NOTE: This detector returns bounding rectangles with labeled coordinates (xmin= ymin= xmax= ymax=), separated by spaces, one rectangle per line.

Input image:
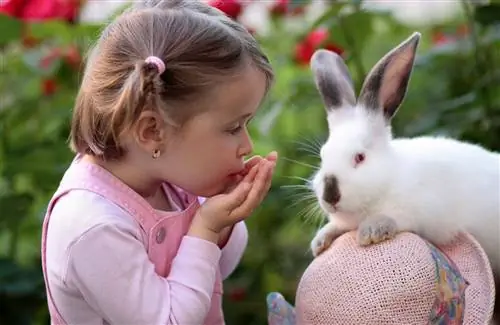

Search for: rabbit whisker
xmin=282 ymin=157 xmax=319 ymax=170
xmin=280 ymin=184 xmax=311 ymax=189
xmin=290 ymin=139 xmax=321 ymax=157
xmin=297 ymin=199 xmax=324 ymax=225
xmin=288 ymin=194 xmax=317 ymax=210
xmin=284 ymin=190 xmax=312 ymax=200
xmin=297 ymin=133 xmax=325 ymax=150
xmin=281 ymin=175 xmax=313 ymax=184
xmin=287 ymin=192 xmax=313 ymax=202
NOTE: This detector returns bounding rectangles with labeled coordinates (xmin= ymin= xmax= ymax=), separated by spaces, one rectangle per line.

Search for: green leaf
xmin=0 ymin=14 xmax=23 ymax=46
xmin=22 ymin=48 xmax=62 ymax=76
xmin=474 ymin=4 xmax=500 ymax=26
xmin=343 ymin=10 xmax=374 ymax=39
xmin=0 ymin=193 xmax=33 ymax=226
xmin=309 ymin=2 xmax=347 ymax=30
xmin=0 ymin=258 xmax=43 ymax=295
xmin=289 ymin=0 xmax=310 ymax=10
xmin=28 ymin=21 xmax=74 ymax=43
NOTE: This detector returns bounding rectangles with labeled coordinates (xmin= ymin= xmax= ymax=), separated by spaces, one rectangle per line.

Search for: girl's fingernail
xmin=267 ymin=151 xmax=278 ymax=161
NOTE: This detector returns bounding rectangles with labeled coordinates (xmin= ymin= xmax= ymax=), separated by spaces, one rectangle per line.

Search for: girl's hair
xmin=70 ymin=0 xmax=274 ymax=160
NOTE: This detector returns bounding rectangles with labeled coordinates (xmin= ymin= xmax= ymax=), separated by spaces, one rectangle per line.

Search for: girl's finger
xmin=223 ymin=161 xmax=261 ymax=206
xmin=221 ymin=180 xmax=252 ymax=211
xmin=257 ymin=162 xmax=275 ymax=203
xmin=224 ymin=174 xmax=243 ymax=194
xmin=266 ymin=151 xmax=278 ymax=162
xmin=241 ymin=156 xmax=263 ymax=176
xmin=243 ymin=160 xmax=261 ymax=182
xmin=224 ymin=162 xmax=260 ymax=195
xmin=230 ymin=161 xmax=269 ymax=218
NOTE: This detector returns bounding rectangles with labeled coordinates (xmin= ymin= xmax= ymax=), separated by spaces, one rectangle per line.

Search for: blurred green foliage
xmin=1 ymin=1 xmax=499 ymax=324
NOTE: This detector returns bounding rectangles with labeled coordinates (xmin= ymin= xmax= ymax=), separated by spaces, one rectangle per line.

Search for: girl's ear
xmin=310 ymin=49 xmax=356 ymax=113
xmin=358 ymin=32 xmax=420 ymax=122
xmin=134 ymin=110 xmax=167 ymax=148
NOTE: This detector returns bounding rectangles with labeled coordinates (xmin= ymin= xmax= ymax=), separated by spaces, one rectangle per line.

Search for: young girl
xmin=40 ymin=1 xmax=277 ymax=324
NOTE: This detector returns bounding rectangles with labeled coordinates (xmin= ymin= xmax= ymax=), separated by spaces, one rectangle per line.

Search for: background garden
xmin=1 ymin=0 xmax=499 ymax=324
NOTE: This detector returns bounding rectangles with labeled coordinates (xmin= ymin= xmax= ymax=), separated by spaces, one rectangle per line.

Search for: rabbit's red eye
xmin=354 ymin=153 xmax=365 ymax=166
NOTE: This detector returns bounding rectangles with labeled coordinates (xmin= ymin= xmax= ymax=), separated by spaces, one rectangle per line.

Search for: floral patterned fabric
xmin=427 ymin=241 xmax=469 ymax=325
xmin=266 ymin=292 xmax=296 ymax=325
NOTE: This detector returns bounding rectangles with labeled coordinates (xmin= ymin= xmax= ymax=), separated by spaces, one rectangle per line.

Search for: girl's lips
xmin=229 ymin=168 xmax=246 ymax=177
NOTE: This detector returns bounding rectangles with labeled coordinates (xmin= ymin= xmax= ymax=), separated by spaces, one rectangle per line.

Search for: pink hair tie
xmin=145 ymin=56 xmax=165 ymax=74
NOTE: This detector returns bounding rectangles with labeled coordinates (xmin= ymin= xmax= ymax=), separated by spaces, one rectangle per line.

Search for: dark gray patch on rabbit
xmin=359 ymin=33 xmax=420 ymax=121
xmin=310 ymin=50 xmax=356 ymax=112
xmin=323 ymin=175 xmax=341 ymax=206
xmin=358 ymin=60 xmax=387 ymax=114
xmin=317 ymin=71 xmax=343 ymax=108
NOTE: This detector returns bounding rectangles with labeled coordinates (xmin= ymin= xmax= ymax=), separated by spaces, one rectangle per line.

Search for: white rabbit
xmin=307 ymin=32 xmax=500 ymax=286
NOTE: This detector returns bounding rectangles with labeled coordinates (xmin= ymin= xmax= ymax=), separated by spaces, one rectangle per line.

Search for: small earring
xmin=152 ymin=149 xmax=161 ymax=159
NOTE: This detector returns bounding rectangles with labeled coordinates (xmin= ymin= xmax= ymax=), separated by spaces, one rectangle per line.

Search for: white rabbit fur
xmin=307 ymin=32 xmax=500 ymax=285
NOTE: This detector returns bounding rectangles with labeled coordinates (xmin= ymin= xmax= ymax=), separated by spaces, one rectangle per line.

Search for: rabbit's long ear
xmin=358 ymin=32 xmax=420 ymax=121
xmin=310 ymin=49 xmax=356 ymax=112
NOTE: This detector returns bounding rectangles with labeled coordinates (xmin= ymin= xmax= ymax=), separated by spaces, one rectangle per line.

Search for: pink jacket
xmin=41 ymin=156 xmax=248 ymax=324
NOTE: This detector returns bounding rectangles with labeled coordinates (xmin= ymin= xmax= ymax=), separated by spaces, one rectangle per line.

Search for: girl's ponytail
xmin=71 ymin=57 xmax=166 ymax=160
xmin=109 ymin=58 xmax=165 ymax=152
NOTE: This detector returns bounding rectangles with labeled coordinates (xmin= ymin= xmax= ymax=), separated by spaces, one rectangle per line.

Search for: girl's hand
xmin=217 ymin=151 xmax=278 ymax=247
xmin=188 ymin=152 xmax=277 ymax=243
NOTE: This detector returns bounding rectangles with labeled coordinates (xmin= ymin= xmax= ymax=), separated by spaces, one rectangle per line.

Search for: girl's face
xmin=156 ymin=64 xmax=268 ymax=197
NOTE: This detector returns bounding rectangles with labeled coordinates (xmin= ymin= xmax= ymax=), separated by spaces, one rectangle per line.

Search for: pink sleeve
xmin=219 ymin=221 xmax=248 ymax=280
xmin=66 ymin=222 xmax=221 ymax=325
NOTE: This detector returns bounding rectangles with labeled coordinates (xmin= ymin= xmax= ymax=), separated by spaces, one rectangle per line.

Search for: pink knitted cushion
xmin=295 ymin=231 xmax=495 ymax=325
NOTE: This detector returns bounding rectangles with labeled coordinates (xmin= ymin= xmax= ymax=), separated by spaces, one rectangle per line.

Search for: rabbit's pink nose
xmin=323 ymin=175 xmax=341 ymax=206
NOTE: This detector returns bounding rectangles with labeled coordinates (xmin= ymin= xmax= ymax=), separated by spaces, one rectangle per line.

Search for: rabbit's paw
xmin=311 ymin=222 xmax=343 ymax=257
xmin=357 ymin=216 xmax=398 ymax=246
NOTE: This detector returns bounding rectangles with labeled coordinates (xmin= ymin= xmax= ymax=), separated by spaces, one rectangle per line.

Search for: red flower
xmin=271 ymin=0 xmax=304 ymax=17
xmin=63 ymin=45 xmax=81 ymax=70
xmin=41 ymin=78 xmax=57 ymax=96
xmin=294 ymin=28 xmax=344 ymax=65
xmin=0 ymin=0 xmax=80 ymax=22
xmin=19 ymin=24 xmax=41 ymax=48
xmin=306 ymin=28 xmax=329 ymax=48
xmin=431 ymin=31 xmax=453 ymax=45
xmin=431 ymin=25 xmax=470 ymax=47
xmin=324 ymin=43 xmax=344 ymax=56
xmin=294 ymin=42 xmax=315 ymax=66
xmin=456 ymin=24 xmax=469 ymax=38
xmin=21 ymin=34 xmax=39 ymax=48
xmin=208 ymin=0 xmax=242 ymax=20
xmin=40 ymin=47 xmax=62 ymax=69
xmin=38 ymin=45 xmax=81 ymax=71
xmin=228 ymin=286 xmax=247 ymax=302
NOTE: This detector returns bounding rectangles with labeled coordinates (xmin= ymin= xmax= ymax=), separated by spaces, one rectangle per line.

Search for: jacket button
xmin=156 ymin=227 xmax=166 ymax=244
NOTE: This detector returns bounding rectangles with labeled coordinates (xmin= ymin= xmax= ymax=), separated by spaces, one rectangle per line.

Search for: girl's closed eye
xmin=226 ymin=117 xmax=253 ymax=135
xmin=227 ymin=123 xmax=242 ymax=135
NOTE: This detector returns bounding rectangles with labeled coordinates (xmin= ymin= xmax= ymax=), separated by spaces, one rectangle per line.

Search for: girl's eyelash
xmin=228 ymin=125 xmax=242 ymax=134
xmin=227 ymin=116 xmax=253 ymax=135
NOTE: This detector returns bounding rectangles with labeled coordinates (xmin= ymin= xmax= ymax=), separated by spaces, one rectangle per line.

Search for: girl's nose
xmin=238 ymin=130 xmax=253 ymax=157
